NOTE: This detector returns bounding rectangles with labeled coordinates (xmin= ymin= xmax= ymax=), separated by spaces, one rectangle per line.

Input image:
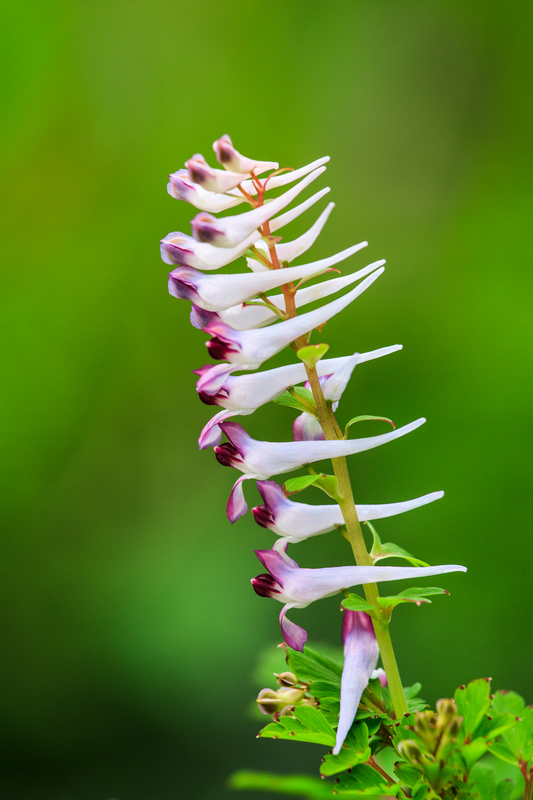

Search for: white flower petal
xmin=191 ymin=167 xmax=327 ymax=248
xmin=167 ymin=169 xmax=246 ymax=212
xmin=213 ymin=134 xmax=278 ymax=174
xmin=227 ymin=156 xmax=330 ymax=197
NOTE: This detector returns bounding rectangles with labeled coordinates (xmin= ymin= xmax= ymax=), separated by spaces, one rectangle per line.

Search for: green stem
xmin=257 ymin=209 xmax=408 ymax=718
xmin=304 ymin=366 xmax=409 ymax=719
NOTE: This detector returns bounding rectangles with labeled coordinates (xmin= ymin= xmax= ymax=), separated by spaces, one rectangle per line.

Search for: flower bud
xmin=213 ymin=135 xmax=278 ymax=175
xmin=397 ymin=739 xmax=423 ymax=763
xmin=436 ymin=698 xmax=457 ymax=726
xmin=275 ymin=671 xmax=298 ymax=687
xmin=256 ymin=686 xmax=305 ymax=715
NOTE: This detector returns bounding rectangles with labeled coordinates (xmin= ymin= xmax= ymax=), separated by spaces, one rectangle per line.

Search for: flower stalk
xmin=162 ymin=136 xmax=465 ymax=755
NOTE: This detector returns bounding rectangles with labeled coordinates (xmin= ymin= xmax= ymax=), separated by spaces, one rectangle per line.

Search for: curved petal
xmin=219 ymin=417 xmax=425 ymax=479
xmin=280 ymin=605 xmax=308 ymax=651
xmin=191 ymin=167 xmax=327 ymax=247
xmin=160 ymin=230 xmax=260 ymax=270
xmin=196 ymin=267 xmax=385 ymax=369
xmin=167 ymin=169 xmax=245 ymax=212
xmin=213 ymin=134 xmax=278 ymax=174
xmin=334 ymin=611 xmax=379 ymax=754
xmin=227 ymin=156 xmax=330 ymax=197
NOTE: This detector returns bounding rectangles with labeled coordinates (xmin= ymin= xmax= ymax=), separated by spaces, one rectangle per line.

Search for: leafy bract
xmin=454 ymin=678 xmax=491 ymax=740
xmin=274 ymin=386 xmax=317 ymax=415
xmin=258 ymin=706 xmax=336 ymax=747
xmin=321 ymin=723 xmax=370 ymax=776
xmin=229 ymin=770 xmax=334 ymax=799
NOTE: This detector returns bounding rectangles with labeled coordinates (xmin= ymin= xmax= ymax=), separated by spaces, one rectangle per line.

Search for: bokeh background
xmin=1 ymin=0 xmax=532 ymax=797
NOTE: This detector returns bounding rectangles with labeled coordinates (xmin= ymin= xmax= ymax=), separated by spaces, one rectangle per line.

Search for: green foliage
xmin=239 ymin=645 xmax=531 ymax=800
xmin=344 ymin=414 xmax=395 ymax=439
xmin=367 ymin=522 xmax=430 ymax=568
xmin=274 ymin=386 xmax=317 ymax=415
xmin=296 ymin=344 xmax=330 ymax=368
xmin=283 ymin=471 xmax=340 ymax=501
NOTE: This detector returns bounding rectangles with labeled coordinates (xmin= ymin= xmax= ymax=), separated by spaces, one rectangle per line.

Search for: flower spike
xmin=251 ymin=548 xmax=466 ymax=650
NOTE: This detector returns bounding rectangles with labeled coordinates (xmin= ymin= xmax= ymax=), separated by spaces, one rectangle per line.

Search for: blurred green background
xmin=1 ymin=0 xmax=532 ymax=797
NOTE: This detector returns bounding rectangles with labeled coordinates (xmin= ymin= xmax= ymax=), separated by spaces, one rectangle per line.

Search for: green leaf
xmin=500 ymin=706 xmax=533 ymax=763
xmin=404 ymin=683 xmax=423 ymax=700
xmin=492 ymin=690 xmax=526 ymax=717
xmin=258 ymin=706 xmax=336 ymax=747
xmin=344 ymin=415 xmax=395 ymax=438
xmin=475 ymin=713 xmax=516 ymax=740
xmin=312 ymin=473 xmax=340 ymax=500
xmin=284 ymin=474 xmax=324 ymax=494
xmin=377 ymin=587 xmax=449 ymax=619
xmin=321 ymin=723 xmax=371 ymax=776
xmin=466 ymin=762 xmax=496 ymax=800
xmin=274 ymin=386 xmax=317 ymax=414
xmin=283 ymin=472 xmax=340 ymax=500
xmin=394 ymin=762 xmax=421 ymax=787
xmin=488 ymin=742 xmax=519 ymax=767
xmin=294 ymin=706 xmax=337 ymax=738
xmin=337 ymin=763 xmax=400 ymax=795
xmin=287 ymin=646 xmax=342 ymax=685
xmin=229 ymin=770 xmax=334 ymax=799
xmin=372 ymin=540 xmax=430 ymax=568
xmin=308 ymin=680 xmax=342 ymax=700
xmin=460 ymin=737 xmax=488 ymax=770
xmin=341 ymin=594 xmax=375 ymax=614
xmin=297 ymin=343 xmax=329 ymax=368
xmin=454 ymin=678 xmax=491 ymax=740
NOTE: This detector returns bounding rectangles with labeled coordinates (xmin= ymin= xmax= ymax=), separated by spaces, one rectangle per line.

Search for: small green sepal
xmin=296 ymin=343 xmax=329 ymax=368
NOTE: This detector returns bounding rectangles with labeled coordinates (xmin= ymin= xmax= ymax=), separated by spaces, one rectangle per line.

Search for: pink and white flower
xmin=190 ymin=168 xmax=326 ymax=247
xmin=215 ymin=417 xmax=425 ymax=521
xmin=252 ymin=480 xmax=444 ymax=549
xmin=251 ymin=548 xmax=466 ymax=651
xmin=191 ymin=268 xmax=385 ymax=369
xmin=334 ymin=611 xmax=379 ymax=754
xmin=212 ymin=134 xmax=279 ymax=175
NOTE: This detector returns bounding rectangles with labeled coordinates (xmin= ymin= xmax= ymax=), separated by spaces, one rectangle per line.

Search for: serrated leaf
xmin=287 ymin=646 xmax=342 ymax=685
xmin=337 ymin=763 xmax=399 ymax=795
xmin=466 ymin=762 xmax=496 ymax=800
xmin=460 ymin=737 xmax=488 ymax=770
xmin=495 ymin=778 xmax=515 ymax=800
xmin=476 ymin=712 xmax=516 ymax=740
xmin=321 ymin=723 xmax=370 ymax=776
xmin=344 ymin=415 xmax=395 ymax=439
xmin=500 ymin=706 xmax=533 ymax=762
xmin=294 ymin=706 xmax=337 ymax=739
xmin=274 ymin=386 xmax=317 ymax=414
xmin=284 ymin=474 xmax=324 ymax=494
xmin=308 ymin=680 xmax=341 ymax=700
xmin=488 ymin=742 xmax=519 ymax=767
xmin=394 ymin=762 xmax=421 ymax=787
xmin=341 ymin=594 xmax=375 ymax=614
xmin=229 ymin=770 xmax=334 ymax=799
xmin=492 ymin=690 xmax=526 ymax=717
xmin=455 ymin=678 xmax=491 ymax=740
xmin=297 ymin=343 xmax=329 ymax=368
xmin=258 ymin=713 xmax=335 ymax=747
